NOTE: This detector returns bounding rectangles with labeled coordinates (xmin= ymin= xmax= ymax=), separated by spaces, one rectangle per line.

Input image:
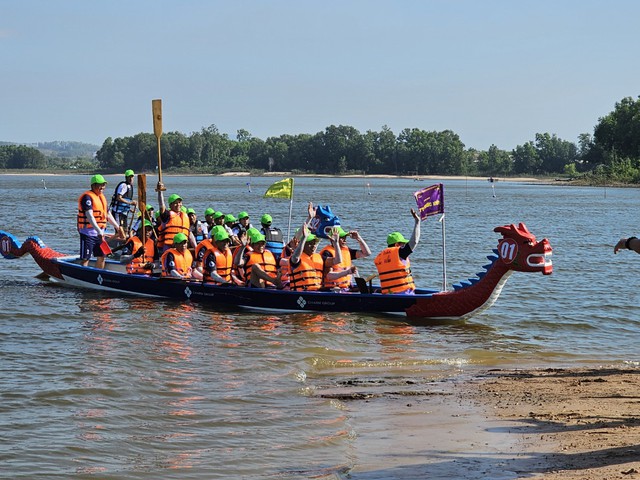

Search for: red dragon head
xmin=493 ymin=223 xmax=552 ymax=275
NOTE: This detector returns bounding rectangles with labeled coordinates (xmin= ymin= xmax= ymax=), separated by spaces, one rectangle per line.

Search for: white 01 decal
xmin=499 ymin=238 xmax=518 ymax=263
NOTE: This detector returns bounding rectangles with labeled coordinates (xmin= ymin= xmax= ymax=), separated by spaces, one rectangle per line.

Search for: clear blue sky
xmin=2 ymin=0 xmax=638 ymax=151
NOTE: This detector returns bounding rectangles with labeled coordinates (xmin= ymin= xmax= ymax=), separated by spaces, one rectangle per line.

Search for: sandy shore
xmin=318 ymin=366 xmax=640 ymax=479
xmin=1 ymin=171 xmax=556 ymax=183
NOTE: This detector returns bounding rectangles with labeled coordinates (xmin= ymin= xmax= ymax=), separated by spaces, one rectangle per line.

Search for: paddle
xmin=152 ymin=99 xmax=166 ymax=192
xmin=138 ymin=174 xmax=147 ymax=241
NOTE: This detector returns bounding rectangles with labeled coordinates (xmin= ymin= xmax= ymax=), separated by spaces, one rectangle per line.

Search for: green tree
xmin=512 ymin=141 xmax=541 ymax=174
xmin=592 ymin=96 xmax=640 ymax=163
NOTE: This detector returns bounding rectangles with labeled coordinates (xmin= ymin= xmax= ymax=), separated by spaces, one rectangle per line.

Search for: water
xmin=1 ymin=174 xmax=639 ymax=478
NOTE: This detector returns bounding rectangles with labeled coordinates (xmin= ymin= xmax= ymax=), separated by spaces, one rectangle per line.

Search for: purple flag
xmin=413 ymin=183 xmax=444 ymax=220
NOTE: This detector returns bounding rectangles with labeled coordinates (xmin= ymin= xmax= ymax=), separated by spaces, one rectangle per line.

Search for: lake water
xmin=1 ymin=174 xmax=639 ymax=478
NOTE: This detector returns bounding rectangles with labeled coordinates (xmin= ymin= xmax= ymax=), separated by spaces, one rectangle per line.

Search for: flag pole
xmin=286 ymin=178 xmax=294 ymax=239
xmin=440 ymin=213 xmax=447 ymax=291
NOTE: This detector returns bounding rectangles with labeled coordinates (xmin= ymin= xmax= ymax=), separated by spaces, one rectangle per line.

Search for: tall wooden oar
xmin=138 ymin=174 xmax=147 ymax=240
xmin=152 ymin=99 xmax=166 ymax=192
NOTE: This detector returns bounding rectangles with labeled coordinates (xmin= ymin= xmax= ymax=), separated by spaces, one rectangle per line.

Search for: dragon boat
xmin=0 ymin=223 xmax=552 ymax=322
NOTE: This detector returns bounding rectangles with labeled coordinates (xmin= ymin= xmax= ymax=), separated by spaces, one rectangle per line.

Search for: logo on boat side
xmin=297 ymin=296 xmax=306 ymax=308
xmin=97 ymin=274 xmax=103 ymax=285
xmin=184 ymin=286 xmax=192 ymax=299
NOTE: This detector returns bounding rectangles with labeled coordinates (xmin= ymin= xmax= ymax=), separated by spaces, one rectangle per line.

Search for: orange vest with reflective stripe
xmin=374 ymin=246 xmax=415 ymax=294
xmin=320 ymin=244 xmax=352 ymax=289
xmin=244 ymin=250 xmax=277 ymax=284
xmin=160 ymin=248 xmax=193 ymax=277
xmin=77 ymin=190 xmax=108 ymax=231
xmin=158 ymin=211 xmax=190 ymax=249
xmin=203 ymin=246 xmax=233 ymax=284
xmin=290 ymin=252 xmax=323 ymax=291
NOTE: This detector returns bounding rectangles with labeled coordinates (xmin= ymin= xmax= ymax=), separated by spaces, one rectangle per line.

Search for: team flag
xmin=413 ymin=183 xmax=444 ymax=220
xmin=264 ymin=178 xmax=294 ymax=200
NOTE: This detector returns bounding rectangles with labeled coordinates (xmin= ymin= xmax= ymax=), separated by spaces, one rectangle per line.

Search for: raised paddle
xmin=152 ymin=99 xmax=166 ymax=192
xmin=138 ymin=174 xmax=147 ymax=240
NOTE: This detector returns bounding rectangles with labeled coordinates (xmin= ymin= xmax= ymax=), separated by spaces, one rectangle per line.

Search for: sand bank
xmin=322 ymin=366 xmax=640 ymax=479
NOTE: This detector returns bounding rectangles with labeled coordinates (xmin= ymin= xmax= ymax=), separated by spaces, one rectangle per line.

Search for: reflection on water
xmin=1 ymin=176 xmax=640 ymax=477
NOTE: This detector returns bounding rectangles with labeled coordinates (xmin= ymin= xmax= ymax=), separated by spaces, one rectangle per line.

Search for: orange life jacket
xmin=157 ymin=210 xmax=190 ymax=249
xmin=195 ymin=238 xmax=214 ymax=265
xmin=374 ymin=246 xmax=415 ymax=294
xmin=320 ymin=244 xmax=353 ymax=289
xmin=77 ymin=190 xmax=108 ymax=231
xmin=290 ymin=252 xmax=323 ymax=291
xmin=127 ymin=236 xmax=156 ymax=275
xmin=160 ymin=248 xmax=193 ymax=278
xmin=203 ymin=246 xmax=233 ymax=284
xmin=244 ymin=250 xmax=277 ymax=285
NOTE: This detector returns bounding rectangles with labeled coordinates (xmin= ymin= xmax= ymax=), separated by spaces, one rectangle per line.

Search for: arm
xmin=407 ymin=208 xmax=421 ymax=251
xmin=614 ymin=236 xmax=640 ymax=254
xmin=351 ymin=231 xmax=371 ymax=259
xmin=203 ymin=252 xmax=229 ymax=284
xmin=290 ymin=223 xmax=310 ymax=265
xmin=158 ymin=187 xmax=166 ymax=214
xmin=164 ymin=253 xmax=184 ymax=279
xmin=116 ymin=184 xmax=137 ymax=207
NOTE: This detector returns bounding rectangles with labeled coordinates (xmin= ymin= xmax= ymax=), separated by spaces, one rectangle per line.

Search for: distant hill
xmin=0 ymin=141 xmax=99 ymax=158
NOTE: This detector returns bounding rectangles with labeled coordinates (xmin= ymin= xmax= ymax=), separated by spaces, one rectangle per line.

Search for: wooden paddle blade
xmin=137 ymin=174 xmax=147 ymax=206
xmin=152 ymin=99 xmax=162 ymax=138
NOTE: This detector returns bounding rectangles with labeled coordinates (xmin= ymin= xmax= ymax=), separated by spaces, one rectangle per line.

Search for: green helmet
xmin=186 ymin=208 xmax=196 ymax=215
xmin=213 ymin=211 xmax=224 ymax=219
xmin=214 ymin=231 xmax=230 ymax=242
xmin=173 ymin=233 xmax=188 ymax=244
xmin=261 ymin=214 xmax=272 ymax=225
xmin=168 ymin=193 xmax=182 ymax=205
xmin=334 ymin=226 xmax=348 ymax=238
xmin=210 ymin=225 xmax=225 ymax=236
xmin=250 ymin=232 xmax=266 ymax=244
xmin=143 ymin=220 xmax=153 ymax=228
xmin=237 ymin=211 xmax=249 ymax=220
xmin=90 ymin=174 xmax=107 ymax=185
xmin=386 ymin=232 xmax=408 ymax=246
xmin=204 ymin=207 xmax=215 ymax=217
xmin=224 ymin=214 xmax=236 ymax=223
xmin=306 ymin=233 xmax=318 ymax=243
xmin=124 ymin=169 xmax=134 ymax=177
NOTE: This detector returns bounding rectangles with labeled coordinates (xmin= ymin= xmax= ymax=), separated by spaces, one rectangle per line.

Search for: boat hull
xmin=54 ymin=257 xmax=443 ymax=318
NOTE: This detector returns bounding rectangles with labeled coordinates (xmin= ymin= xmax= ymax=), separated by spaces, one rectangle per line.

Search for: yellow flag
xmin=264 ymin=178 xmax=294 ymax=200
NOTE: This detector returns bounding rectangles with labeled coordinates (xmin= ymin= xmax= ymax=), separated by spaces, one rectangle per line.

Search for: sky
xmin=1 ymin=0 xmax=639 ymax=151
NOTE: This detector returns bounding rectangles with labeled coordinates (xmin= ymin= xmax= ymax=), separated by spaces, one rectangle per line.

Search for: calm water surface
xmin=1 ymin=174 xmax=639 ymax=478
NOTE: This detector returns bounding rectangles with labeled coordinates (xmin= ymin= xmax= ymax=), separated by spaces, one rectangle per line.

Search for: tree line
xmin=3 ymin=96 xmax=640 ymax=182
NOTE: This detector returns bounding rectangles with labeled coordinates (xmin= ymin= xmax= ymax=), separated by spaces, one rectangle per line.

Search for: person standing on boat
xmin=374 ymin=209 xmax=420 ymax=294
xmin=614 ymin=236 xmax=640 ymax=254
xmin=109 ymin=169 xmax=137 ymax=231
xmin=78 ymin=174 xmax=125 ymax=269
xmin=160 ymin=232 xmax=200 ymax=279
xmin=320 ymin=226 xmax=371 ymax=290
xmin=157 ymin=192 xmax=196 ymax=252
